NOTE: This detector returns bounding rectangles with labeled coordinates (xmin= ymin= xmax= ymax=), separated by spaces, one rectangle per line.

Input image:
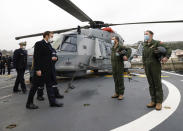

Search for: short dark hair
xmin=114 ymin=36 xmax=119 ymax=42
xmin=43 ymin=31 xmax=53 ymax=38
xmin=146 ymin=30 xmax=154 ymax=35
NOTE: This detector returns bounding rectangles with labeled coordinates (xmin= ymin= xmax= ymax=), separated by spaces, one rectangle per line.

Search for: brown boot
xmin=111 ymin=94 xmax=119 ymax=98
xmin=156 ymin=103 xmax=162 ymax=111
xmin=118 ymin=95 xmax=124 ymax=100
xmin=146 ymin=102 xmax=156 ymax=108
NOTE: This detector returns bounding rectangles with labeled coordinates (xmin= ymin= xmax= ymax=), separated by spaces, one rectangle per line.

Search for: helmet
xmin=154 ymin=46 xmax=166 ymax=61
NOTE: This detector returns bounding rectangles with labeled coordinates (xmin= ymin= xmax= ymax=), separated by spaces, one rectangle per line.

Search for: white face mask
xmin=22 ymin=46 xmax=26 ymax=49
xmin=48 ymin=38 xmax=53 ymax=43
xmin=111 ymin=40 xmax=115 ymax=46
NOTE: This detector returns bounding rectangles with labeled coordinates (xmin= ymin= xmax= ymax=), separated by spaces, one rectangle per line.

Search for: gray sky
xmin=1 ymin=0 xmax=183 ymax=50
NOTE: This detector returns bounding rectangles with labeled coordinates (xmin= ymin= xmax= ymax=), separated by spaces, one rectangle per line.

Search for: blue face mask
xmin=111 ymin=40 xmax=115 ymax=46
xmin=144 ymin=35 xmax=150 ymax=41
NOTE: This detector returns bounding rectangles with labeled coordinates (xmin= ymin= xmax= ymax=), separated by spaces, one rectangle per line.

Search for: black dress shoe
xmin=13 ymin=90 xmax=21 ymax=93
xmin=37 ymin=96 xmax=45 ymax=101
xmin=55 ymin=94 xmax=64 ymax=99
xmin=50 ymin=102 xmax=64 ymax=107
xmin=22 ymin=90 xmax=27 ymax=94
xmin=26 ymin=104 xmax=39 ymax=109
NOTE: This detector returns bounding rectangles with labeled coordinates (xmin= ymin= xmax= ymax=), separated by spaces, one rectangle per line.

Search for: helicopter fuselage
xmin=27 ymin=28 xmax=133 ymax=77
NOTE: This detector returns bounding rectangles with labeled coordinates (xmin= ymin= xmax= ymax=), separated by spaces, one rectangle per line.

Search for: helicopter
xmin=15 ymin=0 xmax=183 ymax=79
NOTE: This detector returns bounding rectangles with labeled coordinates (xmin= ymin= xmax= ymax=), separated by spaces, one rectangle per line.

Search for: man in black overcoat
xmin=26 ymin=31 xmax=63 ymax=109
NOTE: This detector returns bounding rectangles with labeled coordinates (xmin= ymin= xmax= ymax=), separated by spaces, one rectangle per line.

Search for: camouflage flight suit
xmin=111 ymin=44 xmax=131 ymax=95
xmin=142 ymin=39 xmax=172 ymax=103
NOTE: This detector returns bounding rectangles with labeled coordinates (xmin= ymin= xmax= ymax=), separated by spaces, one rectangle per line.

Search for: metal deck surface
xmin=0 ymin=69 xmax=182 ymax=131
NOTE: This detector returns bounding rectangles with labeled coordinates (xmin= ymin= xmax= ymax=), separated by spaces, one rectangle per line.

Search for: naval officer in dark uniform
xmin=0 ymin=52 xmax=2 ymax=75
xmin=5 ymin=55 xmax=12 ymax=75
xmin=13 ymin=42 xmax=27 ymax=93
xmin=26 ymin=31 xmax=63 ymax=109
xmin=1 ymin=56 xmax=6 ymax=75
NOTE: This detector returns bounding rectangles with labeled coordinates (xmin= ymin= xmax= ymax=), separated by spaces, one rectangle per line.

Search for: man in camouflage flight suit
xmin=111 ymin=36 xmax=131 ymax=100
xmin=143 ymin=30 xmax=172 ymax=110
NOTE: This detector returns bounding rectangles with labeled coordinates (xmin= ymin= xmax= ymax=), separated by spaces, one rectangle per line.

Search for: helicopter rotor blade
xmin=105 ymin=20 xmax=183 ymax=26
xmin=49 ymin=0 xmax=93 ymax=23
xmin=15 ymin=25 xmax=89 ymax=40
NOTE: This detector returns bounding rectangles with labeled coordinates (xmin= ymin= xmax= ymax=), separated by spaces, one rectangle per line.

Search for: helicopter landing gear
xmin=65 ymin=71 xmax=77 ymax=93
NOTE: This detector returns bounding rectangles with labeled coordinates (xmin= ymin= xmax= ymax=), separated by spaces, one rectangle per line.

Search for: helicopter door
xmin=102 ymin=43 xmax=111 ymax=68
xmin=93 ymin=38 xmax=111 ymax=69
xmin=94 ymin=38 xmax=103 ymax=59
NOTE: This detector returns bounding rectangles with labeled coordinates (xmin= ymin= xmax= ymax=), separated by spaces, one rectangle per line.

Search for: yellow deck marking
xmin=161 ymin=76 xmax=170 ymax=78
xmin=105 ymin=75 xmax=113 ymax=77
xmin=104 ymin=75 xmax=169 ymax=78
xmin=105 ymin=75 xmax=132 ymax=78
xmin=138 ymin=75 xmax=146 ymax=78
xmin=0 ymin=75 xmax=12 ymax=78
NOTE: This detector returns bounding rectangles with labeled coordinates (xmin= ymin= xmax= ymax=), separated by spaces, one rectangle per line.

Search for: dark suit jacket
xmin=13 ymin=48 xmax=27 ymax=69
xmin=33 ymin=39 xmax=53 ymax=85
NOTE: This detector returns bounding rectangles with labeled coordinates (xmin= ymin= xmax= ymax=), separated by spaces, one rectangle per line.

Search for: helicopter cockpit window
xmin=61 ymin=36 xmax=77 ymax=52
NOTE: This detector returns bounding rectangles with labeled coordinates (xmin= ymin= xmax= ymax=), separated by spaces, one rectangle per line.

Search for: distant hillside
xmin=131 ymin=41 xmax=183 ymax=50
xmin=164 ymin=41 xmax=183 ymax=50
xmin=0 ymin=49 xmax=13 ymax=56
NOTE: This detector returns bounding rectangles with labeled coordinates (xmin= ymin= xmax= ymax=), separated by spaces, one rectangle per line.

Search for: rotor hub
xmin=90 ymin=21 xmax=106 ymax=28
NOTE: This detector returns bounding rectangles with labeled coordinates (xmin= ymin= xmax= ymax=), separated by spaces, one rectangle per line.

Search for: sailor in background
xmin=1 ymin=56 xmax=6 ymax=75
xmin=13 ymin=42 xmax=27 ymax=93
xmin=0 ymin=52 xmax=2 ymax=75
xmin=5 ymin=55 xmax=12 ymax=75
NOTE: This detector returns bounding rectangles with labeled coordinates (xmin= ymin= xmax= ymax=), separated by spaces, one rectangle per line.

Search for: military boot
xmin=118 ymin=95 xmax=124 ymax=100
xmin=156 ymin=103 xmax=162 ymax=110
xmin=111 ymin=94 xmax=119 ymax=98
xmin=146 ymin=102 xmax=156 ymax=108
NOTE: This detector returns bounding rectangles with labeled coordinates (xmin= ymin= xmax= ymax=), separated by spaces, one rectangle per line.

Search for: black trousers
xmin=13 ymin=68 xmax=26 ymax=91
xmin=37 ymin=86 xmax=44 ymax=97
xmin=0 ymin=67 xmax=2 ymax=75
xmin=37 ymin=64 xmax=59 ymax=97
xmin=7 ymin=67 xmax=11 ymax=75
xmin=1 ymin=66 xmax=5 ymax=75
xmin=37 ymin=86 xmax=59 ymax=97
xmin=26 ymin=75 xmax=56 ymax=105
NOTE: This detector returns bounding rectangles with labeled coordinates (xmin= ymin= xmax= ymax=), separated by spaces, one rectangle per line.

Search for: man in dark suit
xmin=13 ymin=42 xmax=27 ymax=93
xmin=36 ymin=42 xmax=64 ymax=101
xmin=26 ymin=31 xmax=63 ymax=109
